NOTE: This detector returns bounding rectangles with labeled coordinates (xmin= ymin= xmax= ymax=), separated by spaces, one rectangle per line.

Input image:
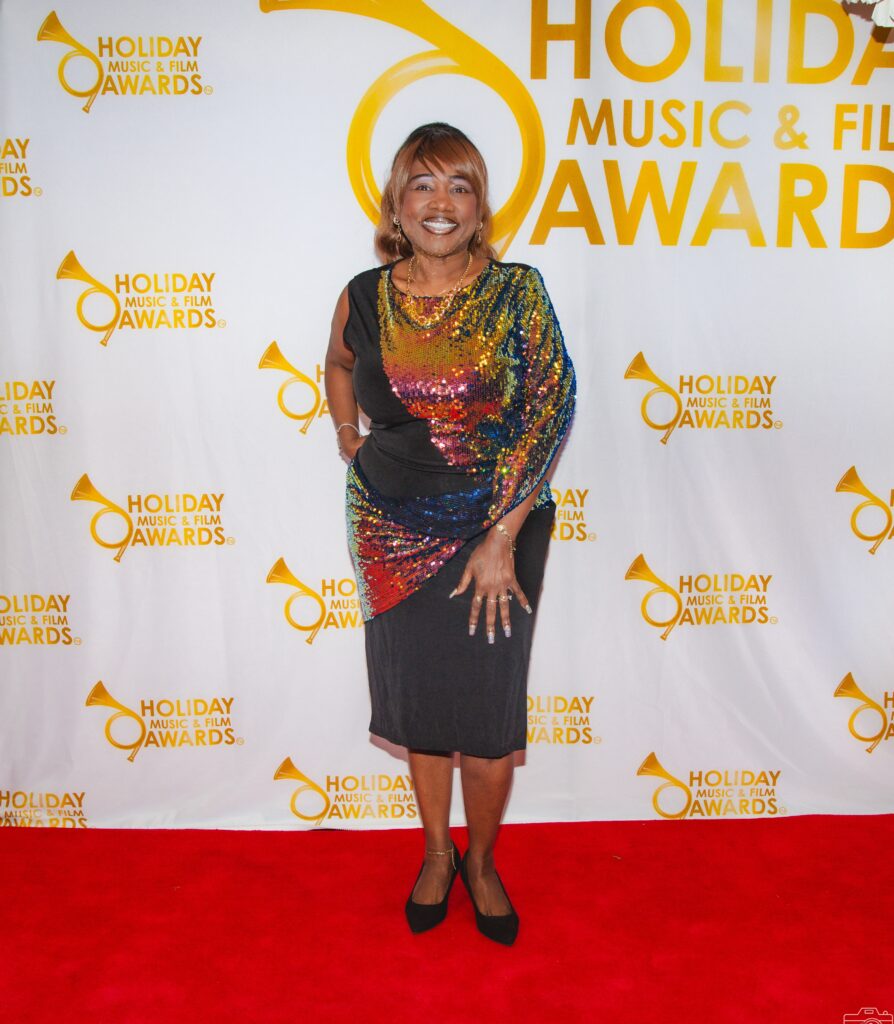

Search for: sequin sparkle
xmin=347 ymin=262 xmax=576 ymax=620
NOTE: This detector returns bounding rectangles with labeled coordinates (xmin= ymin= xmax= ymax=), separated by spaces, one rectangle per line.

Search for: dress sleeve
xmin=486 ymin=267 xmax=576 ymax=524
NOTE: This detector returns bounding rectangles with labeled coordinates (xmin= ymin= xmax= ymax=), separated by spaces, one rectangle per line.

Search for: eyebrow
xmin=408 ymin=172 xmax=472 ymax=182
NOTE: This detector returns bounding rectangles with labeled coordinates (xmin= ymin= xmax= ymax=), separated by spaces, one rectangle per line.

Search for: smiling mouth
xmin=421 ymin=218 xmax=458 ymax=235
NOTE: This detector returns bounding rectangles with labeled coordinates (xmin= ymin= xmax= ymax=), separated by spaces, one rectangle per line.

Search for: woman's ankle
xmin=462 ymin=848 xmax=495 ymax=875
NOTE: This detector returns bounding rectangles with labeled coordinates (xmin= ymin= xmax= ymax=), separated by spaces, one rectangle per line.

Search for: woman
xmin=324 ymin=123 xmax=575 ymax=945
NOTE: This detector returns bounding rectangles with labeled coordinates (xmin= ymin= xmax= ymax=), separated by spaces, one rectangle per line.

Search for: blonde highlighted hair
xmin=375 ymin=123 xmax=498 ymax=264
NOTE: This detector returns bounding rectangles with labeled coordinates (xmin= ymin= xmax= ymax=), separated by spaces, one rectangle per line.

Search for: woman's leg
xmin=459 ymin=752 xmax=514 ymax=915
xmin=407 ymin=749 xmax=456 ymax=903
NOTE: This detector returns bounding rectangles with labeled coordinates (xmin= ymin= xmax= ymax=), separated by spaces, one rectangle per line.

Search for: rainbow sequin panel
xmin=346 ymin=458 xmax=489 ymax=619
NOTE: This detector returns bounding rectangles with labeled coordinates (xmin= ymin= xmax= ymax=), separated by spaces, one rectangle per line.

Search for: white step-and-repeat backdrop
xmin=2 ymin=0 xmax=893 ymax=829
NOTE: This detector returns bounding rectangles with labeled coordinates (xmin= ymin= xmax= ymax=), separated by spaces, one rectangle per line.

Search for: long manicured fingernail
xmin=469 ymin=625 xmax=476 ymax=636
xmin=504 ymin=626 xmax=511 ymax=638
xmin=524 ymin=604 xmax=533 ymax=614
xmin=448 ymin=588 xmax=457 ymax=598
xmin=487 ymin=630 xmax=495 ymax=644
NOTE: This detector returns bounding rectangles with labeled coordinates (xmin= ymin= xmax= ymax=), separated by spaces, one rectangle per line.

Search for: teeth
xmin=422 ymin=219 xmax=457 ymax=233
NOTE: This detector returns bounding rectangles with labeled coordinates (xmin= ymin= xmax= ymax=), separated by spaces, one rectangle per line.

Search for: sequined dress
xmin=343 ymin=259 xmax=575 ymax=758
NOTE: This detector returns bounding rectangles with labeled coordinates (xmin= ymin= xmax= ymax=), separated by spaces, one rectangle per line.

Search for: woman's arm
xmin=452 ymin=268 xmax=576 ymax=645
xmin=487 ymin=268 xmax=576 ymax=519
xmin=324 ymin=285 xmax=366 ymax=461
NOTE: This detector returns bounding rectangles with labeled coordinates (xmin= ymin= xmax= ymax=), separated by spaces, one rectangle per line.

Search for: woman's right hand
xmin=340 ymin=433 xmax=367 ymax=463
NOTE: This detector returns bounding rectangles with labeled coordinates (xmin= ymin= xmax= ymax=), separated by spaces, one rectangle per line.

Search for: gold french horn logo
xmin=266 ymin=557 xmax=327 ymax=644
xmin=259 ymin=0 xmax=544 ymax=256
xmin=625 ymin=554 xmax=683 ymax=640
xmin=834 ymin=673 xmax=889 ymax=753
xmin=258 ymin=342 xmax=322 ymax=434
xmin=57 ymin=251 xmax=121 ymax=345
xmin=624 ymin=352 xmax=683 ymax=445
xmin=37 ymin=11 xmax=104 ymax=113
xmin=71 ymin=473 xmax=134 ymax=562
xmin=836 ymin=466 xmax=894 ymax=555
xmin=86 ymin=681 xmax=147 ymax=761
xmin=636 ymin=752 xmax=693 ymax=819
xmin=274 ymin=757 xmax=331 ymax=823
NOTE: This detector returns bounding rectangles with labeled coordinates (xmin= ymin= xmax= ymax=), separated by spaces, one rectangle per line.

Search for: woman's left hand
xmin=451 ymin=529 xmax=532 ymax=643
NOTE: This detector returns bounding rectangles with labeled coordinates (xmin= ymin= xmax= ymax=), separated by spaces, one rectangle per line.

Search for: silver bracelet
xmin=335 ymin=422 xmax=362 ymax=455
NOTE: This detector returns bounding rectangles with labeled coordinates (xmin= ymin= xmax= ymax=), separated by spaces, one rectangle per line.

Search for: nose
xmin=428 ymin=183 xmax=454 ymax=210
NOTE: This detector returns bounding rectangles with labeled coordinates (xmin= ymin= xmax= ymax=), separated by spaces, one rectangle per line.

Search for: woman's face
xmin=398 ymin=158 xmax=479 ymax=258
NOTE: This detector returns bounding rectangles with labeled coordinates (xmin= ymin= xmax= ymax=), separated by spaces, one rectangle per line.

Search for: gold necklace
xmin=403 ymin=251 xmax=473 ymax=328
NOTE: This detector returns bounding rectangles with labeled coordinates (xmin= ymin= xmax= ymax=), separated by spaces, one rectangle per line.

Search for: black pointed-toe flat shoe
xmin=459 ymin=856 xmax=519 ymax=946
xmin=404 ymin=842 xmax=461 ymax=934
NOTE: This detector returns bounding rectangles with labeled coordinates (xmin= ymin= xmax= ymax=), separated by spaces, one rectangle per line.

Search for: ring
xmin=474 ymin=595 xmax=483 ymax=604
xmin=487 ymin=597 xmax=497 ymax=604
xmin=498 ymin=595 xmax=508 ymax=603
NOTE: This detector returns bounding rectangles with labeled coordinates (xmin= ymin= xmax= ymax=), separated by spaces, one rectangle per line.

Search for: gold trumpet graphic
xmin=260 ymin=0 xmax=544 ymax=257
xmin=266 ymin=557 xmax=327 ymax=644
xmin=834 ymin=673 xmax=888 ymax=753
xmin=836 ymin=466 xmax=893 ymax=555
xmin=71 ymin=474 xmax=134 ymax=562
xmin=86 ymin=681 xmax=147 ymax=762
xmin=625 ymin=554 xmax=683 ymax=641
xmin=37 ymin=11 xmax=104 ymax=113
xmin=624 ymin=352 xmax=683 ymax=445
xmin=274 ymin=757 xmax=331 ymax=823
xmin=57 ymin=251 xmax=121 ymax=346
xmin=636 ymin=752 xmax=693 ymax=819
xmin=258 ymin=341 xmax=322 ymax=434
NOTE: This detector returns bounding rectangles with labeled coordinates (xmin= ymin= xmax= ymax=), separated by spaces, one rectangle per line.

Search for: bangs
xmin=412 ymin=136 xmax=483 ymax=191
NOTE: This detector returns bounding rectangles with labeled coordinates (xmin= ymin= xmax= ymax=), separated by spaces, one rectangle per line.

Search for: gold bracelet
xmin=494 ymin=523 xmax=516 ymax=553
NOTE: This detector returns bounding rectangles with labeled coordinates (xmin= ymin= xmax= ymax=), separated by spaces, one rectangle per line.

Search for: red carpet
xmin=3 ymin=816 xmax=893 ymax=1023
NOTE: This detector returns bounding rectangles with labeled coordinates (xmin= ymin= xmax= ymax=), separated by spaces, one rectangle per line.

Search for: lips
xmin=421 ymin=218 xmax=458 ymax=235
